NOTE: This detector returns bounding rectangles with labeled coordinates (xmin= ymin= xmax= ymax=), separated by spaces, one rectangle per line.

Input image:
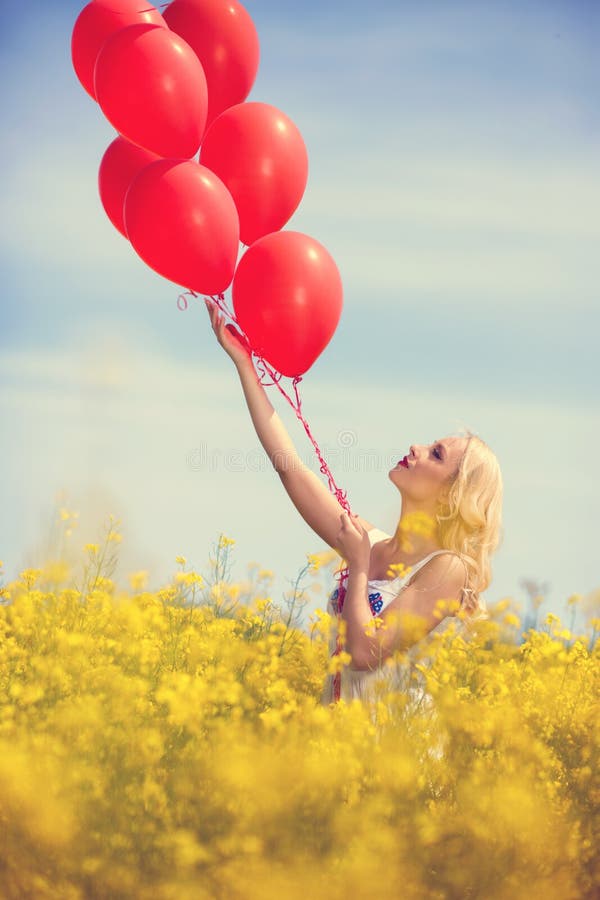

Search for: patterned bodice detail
xmin=329 ymin=572 xmax=384 ymax=617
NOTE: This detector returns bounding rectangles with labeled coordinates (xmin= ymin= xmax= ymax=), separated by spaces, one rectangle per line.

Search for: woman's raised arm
xmin=205 ymin=297 xmax=375 ymax=550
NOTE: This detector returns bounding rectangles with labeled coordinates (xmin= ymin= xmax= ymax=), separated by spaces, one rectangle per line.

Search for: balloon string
xmin=204 ymin=291 xmax=353 ymax=514
xmin=179 ymin=288 xmax=353 ymax=702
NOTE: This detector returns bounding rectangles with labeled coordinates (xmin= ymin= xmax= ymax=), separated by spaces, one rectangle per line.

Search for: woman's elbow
xmin=348 ymin=648 xmax=378 ymax=672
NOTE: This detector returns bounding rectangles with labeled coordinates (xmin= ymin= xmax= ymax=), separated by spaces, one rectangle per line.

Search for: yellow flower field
xmin=0 ymin=524 xmax=598 ymax=900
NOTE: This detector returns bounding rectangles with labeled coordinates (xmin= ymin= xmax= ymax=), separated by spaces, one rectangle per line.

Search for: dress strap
xmin=409 ymin=549 xmax=453 ymax=571
xmin=403 ymin=549 xmax=467 ymax=589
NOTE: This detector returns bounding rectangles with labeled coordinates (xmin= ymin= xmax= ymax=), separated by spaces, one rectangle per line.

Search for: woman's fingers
xmin=205 ymin=299 xmax=253 ymax=365
xmin=340 ymin=511 xmax=361 ymax=531
xmin=206 ymin=302 xmax=216 ymax=330
xmin=205 ymin=298 xmax=221 ymax=329
xmin=205 ymin=298 xmax=224 ymax=335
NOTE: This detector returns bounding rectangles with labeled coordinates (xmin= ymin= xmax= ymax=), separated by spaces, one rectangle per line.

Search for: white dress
xmin=320 ymin=527 xmax=481 ymax=706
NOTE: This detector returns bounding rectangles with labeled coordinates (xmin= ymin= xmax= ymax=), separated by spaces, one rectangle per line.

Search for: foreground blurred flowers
xmin=0 ymin=523 xmax=598 ymax=900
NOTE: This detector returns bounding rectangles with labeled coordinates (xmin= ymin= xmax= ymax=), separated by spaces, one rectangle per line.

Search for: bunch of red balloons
xmin=71 ymin=0 xmax=343 ymax=377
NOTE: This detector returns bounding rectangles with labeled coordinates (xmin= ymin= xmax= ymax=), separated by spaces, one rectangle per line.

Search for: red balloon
xmin=98 ymin=136 xmax=161 ymax=238
xmin=71 ymin=0 xmax=166 ymax=101
xmin=232 ymin=231 xmax=343 ymax=377
xmin=200 ymin=102 xmax=308 ymax=246
xmin=94 ymin=23 xmax=208 ymax=158
xmin=124 ymin=159 xmax=240 ymax=295
xmin=163 ymin=0 xmax=259 ymax=128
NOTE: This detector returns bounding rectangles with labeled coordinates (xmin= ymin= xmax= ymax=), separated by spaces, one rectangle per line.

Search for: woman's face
xmin=389 ymin=436 xmax=468 ymax=504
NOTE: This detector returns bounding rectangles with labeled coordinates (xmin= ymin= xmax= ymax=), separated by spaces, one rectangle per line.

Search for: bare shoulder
xmin=405 ymin=552 xmax=467 ymax=615
xmin=378 ymin=551 xmax=468 ymax=652
xmin=410 ymin=551 xmax=466 ymax=588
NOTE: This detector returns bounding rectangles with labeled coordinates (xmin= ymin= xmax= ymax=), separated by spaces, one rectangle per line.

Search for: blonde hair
xmin=435 ymin=427 xmax=504 ymax=621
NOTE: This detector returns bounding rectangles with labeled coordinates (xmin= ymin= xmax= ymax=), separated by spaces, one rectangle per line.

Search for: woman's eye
xmin=433 ymin=447 xmax=442 ymax=460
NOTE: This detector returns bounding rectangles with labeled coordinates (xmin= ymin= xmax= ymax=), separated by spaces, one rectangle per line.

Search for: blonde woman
xmin=205 ymin=297 xmax=504 ymax=705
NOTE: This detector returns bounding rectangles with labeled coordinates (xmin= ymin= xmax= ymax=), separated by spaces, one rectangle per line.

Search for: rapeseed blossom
xmin=0 ymin=531 xmax=597 ymax=899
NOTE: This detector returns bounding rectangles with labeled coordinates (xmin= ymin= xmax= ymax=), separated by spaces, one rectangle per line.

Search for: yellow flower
xmin=40 ymin=560 xmax=71 ymax=585
xmin=306 ymin=553 xmax=321 ymax=572
xmin=129 ymin=571 xmax=149 ymax=592
xmin=435 ymin=596 xmax=460 ymax=617
xmin=254 ymin=598 xmax=270 ymax=612
xmin=175 ymin=556 xmax=187 ymax=566
xmin=218 ymin=534 xmax=235 ymax=549
xmin=327 ymin=651 xmax=352 ymax=674
xmin=19 ymin=569 xmax=42 ymax=588
xmin=1 ymin=524 xmax=596 ymax=896
xmin=308 ymin=550 xmax=338 ymax=573
xmin=399 ymin=511 xmax=437 ymax=541
xmin=227 ymin=584 xmax=241 ymax=601
xmin=94 ymin=576 xmax=114 ymax=592
xmin=174 ymin=572 xmax=204 ymax=587
xmin=387 ymin=561 xmax=413 ymax=579
xmin=364 ymin=616 xmax=386 ymax=636
xmin=335 ymin=617 xmax=347 ymax=640
xmin=58 ymin=508 xmax=79 ymax=527
xmin=171 ymin=829 xmax=212 ymax=868
xmin=309 ymin=609 xmax=332 ymax=640
xmin=85 ymin=544 xmax=99 ymax=556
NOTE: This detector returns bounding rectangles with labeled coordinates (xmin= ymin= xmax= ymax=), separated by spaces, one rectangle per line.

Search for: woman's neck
xmin=387 ymin=506 xmax=443 ymax=562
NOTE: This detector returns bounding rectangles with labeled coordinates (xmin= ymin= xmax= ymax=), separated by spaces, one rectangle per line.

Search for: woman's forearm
xmin=342 ymin=568 xmax=378 ymax=670
xmin=234 ymin=359 xmax=300 ymax=473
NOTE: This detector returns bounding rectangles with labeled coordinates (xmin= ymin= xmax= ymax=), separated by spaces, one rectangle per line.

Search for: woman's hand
xmin=205 ymin=297 xmax=253 ymax=369
xmin=335 ymin=512 xmax=371 ymax=571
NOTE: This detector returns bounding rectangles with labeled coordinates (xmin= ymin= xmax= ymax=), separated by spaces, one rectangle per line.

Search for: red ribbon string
xmin=330 ymin=565 xmax=350 ymax=701
xmin=181 ymin=289 xmax=353 ymax=703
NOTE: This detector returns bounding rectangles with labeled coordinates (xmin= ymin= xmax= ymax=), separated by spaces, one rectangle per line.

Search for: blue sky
xmin=1 ymin=0 xmax=598 ymax=630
